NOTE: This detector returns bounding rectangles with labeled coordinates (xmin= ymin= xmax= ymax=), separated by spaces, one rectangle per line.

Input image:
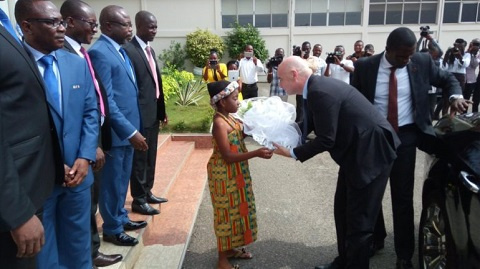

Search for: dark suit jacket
xmin=0 ymin=26 xmax=63 ymax=231
xmin=123 ymin=36 xmax=166 ymax=129
xmin=293 ymin=75 xmax=400 ymax=189
xmin=63 ymin=40 xmax=112 ymax=151
xmin=351 ymin=52 xmax=462 ymax=136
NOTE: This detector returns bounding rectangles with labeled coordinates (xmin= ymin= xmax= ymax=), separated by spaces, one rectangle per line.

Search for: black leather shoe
xmin=369 ymin=240 xmax=385 ymax=257
xmin=147 ymin=194 xmax=168 ymax=204
xmin=396 ymin=258 xmax=414 ymax=269
xmin=103 ymin=232 xmax=138 ymax=246
xmin=93 ymin=252 xmax=123 ymax=267
xmin=314 ymin=258 xmax=344 ymax=269
xmin=132 ymin=202 xmax=160 ymax=215
xmin=123 ymin=220 xmax=147 ymax=231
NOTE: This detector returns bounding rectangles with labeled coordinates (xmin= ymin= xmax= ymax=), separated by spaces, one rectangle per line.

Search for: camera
xmin=420 ymin=25 xmax=432 ymax=37
xmin=292 ymin=45 xmax=302 ymax=57
xmin=209 ymin=60 xmax=217 ymax=68
xmin=325 ymin=53 xmax=336 ymax=64
xmin=266 ymin=55 xmax=283 ymax=69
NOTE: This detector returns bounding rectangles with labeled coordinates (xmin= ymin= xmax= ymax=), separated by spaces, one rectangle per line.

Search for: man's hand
xmin=161 ymin=115 xmax=168 ymax=127
xmin=334 ymin=56 xmax=341 ymax=65
xmin=450 ymin=98 xmax=472 ymax=116
xmin=253 ymin=57 xmax=258 ymax=65
xmin=272 ymin=142 xmax=291 ymax=158
xmin=129 ymin=132 xmax=148 ymax=151
xmin=66 ymin=158 xmax=90 ymax=187
xmin=10 ymin=215 xmax=45 ymax=258
xmin=92 ymin=147 xmax=105 ymax=172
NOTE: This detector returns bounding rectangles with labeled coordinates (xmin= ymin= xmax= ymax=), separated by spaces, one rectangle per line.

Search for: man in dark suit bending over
xmin=351 ymin=27 xmax=469 ymax=269
xmin=274 ymin=56 xmax=400 ymax=269
xmin=124 ymin=10 xmax=168 ymax=216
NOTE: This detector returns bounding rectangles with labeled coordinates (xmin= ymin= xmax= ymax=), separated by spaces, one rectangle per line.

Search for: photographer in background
xmin=442 ymin=38 xmax=471 ymax=93
xmin=324 ymin=45 xmax=354 ymax=84
xmin=238 ymin=44 xmax=264 ymax=99
xmin=346 ymin=40 xmax=364 ymax=63
xmin=267 ymin=48 xmax=287 ymax=101
xmin=416 ymin=26 xmax=442 ymax=55
xmin=465 ymin=38 xmax=480 ymax=112
xmin=364 ymin=44 xmax=375 ymax=57
xmin=203 ymin=49 xmax=227 ymax=83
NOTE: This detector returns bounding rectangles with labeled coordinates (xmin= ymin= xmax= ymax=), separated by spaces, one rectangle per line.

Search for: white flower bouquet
xmin=234 ymin=96 xmax=301 ymax=149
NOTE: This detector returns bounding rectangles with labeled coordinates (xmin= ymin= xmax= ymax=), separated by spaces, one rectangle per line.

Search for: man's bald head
xmin=60 ymin=0 xmax=92 ymax=18
xmin=135 ymin=10 xmax=155 ymax=26
xmin=135 ymin=10 xmax=157 ymax=43
xmin=277 ymin=56 xmax=312 ymax=95
xmin=99 ymin=5 xmax=132 ymax=44
xmin=99 ymin=5 xmax=125 ymax=30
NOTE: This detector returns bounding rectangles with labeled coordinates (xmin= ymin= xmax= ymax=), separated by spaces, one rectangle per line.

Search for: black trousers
xmin=465 ymin=82 xmax=479 ymax=113
xmin=130 ymin=121 xmax=160 ymax=204
xmin=374 ymin=125 xmax=418 ymax=260
xmin=334 ymin=165 xmax=390 ymax=269
xmin=295 ymin=94 xmax=303 ymax=124
xmin=241 ymin=83 xmax=258 ymax=99
xmin=0 ymin=212 xmax=43 ymax=269
xmin=90 ymin=170 xmax=101 ymax=258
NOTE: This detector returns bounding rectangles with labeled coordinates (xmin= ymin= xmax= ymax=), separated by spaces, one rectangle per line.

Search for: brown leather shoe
xmin=93 ymin=252 xmax=123 ymax=267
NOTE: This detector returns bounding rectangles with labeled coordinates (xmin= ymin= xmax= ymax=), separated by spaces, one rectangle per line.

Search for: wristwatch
xmin=340 ymin=63 xmax=344 ymax=68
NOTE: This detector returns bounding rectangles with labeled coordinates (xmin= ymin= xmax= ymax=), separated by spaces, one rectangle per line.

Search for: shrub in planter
xmin=186 ymin=29 xmax=225 ymax=68
xmin=158 ymin=40 xmax=187 ymax=70
xmin=225 ymin=22 xmax=269 ymax=62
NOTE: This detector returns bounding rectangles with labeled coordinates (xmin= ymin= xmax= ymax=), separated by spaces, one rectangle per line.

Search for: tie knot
xmin=390 ymin=66 xmax=397 ymax=73
xmin=80 ymin=46 xmax=87 ymax=54
xmin=146 ymin=45 xmax=151 ymax=52
xmin=39 ymin=55 xmax=54 ymax=66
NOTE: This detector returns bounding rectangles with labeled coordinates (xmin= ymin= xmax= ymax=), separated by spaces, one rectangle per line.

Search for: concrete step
xmin=95 ymin=134 xmax=212 ymax=269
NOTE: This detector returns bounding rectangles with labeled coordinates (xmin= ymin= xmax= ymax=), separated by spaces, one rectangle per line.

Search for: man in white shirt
xmin=324 ymin=45 xmax=354 ymax=84
xmin=442 ymin=38 xmax=471 ymax=91
xmin=464 ymin=38 xmax=480 ymax=112
xmin=313 ymin=43 xmax=327 ymax=76
xmin=238 ymin=44 xmax=264 ymax=99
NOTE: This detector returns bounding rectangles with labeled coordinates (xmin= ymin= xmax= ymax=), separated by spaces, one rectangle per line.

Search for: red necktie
xmin=388 ymin=67 xmax=398 ymax=132
xmin=80 ymin=47 xmax=105 ymax=117
xmin=146 ymin=45 xmax=160 ymax=99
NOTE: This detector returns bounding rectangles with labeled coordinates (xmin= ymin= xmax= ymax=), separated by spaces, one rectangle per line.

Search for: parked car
xmin=419 ymin=112 xmax=480 ymax=269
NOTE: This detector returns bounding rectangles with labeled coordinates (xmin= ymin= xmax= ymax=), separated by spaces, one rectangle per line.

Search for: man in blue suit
xmin=89 ymin=5 xmax=149 ymax=247
xmin=15 ymin=0 xmax=98 ymax=268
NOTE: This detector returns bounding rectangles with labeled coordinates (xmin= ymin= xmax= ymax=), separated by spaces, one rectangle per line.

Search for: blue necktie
xmin=0 ymin=8 xmax=20 ymax=43
xmin=119 ymin=47 xmax=135 ymax=82
xmin=39 ymin=55 xmax=61 ymax=113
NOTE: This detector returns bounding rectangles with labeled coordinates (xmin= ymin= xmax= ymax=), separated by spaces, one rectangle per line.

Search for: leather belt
xmin=242 ymin=83 xmax=257 ymax=88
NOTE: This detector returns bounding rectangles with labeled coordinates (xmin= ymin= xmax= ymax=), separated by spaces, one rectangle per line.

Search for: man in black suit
xmin=274 ymin=56 xmax=400 ymax=269
xmin=124 ymin=11 xmax=168 ymax=215
xmin=60 ymin=1 xmax=122 ymax=267
xmin=351 ymin=27 xmax=469 ymax=269
xmin=0 ymin=1 xmax=63 ymax=268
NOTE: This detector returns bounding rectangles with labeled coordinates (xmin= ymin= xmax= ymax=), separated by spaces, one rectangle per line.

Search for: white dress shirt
xmin=238 ymin=57 xmax=264 ymax=84
xmin=374 ymin=53 xmax=415 ymax=128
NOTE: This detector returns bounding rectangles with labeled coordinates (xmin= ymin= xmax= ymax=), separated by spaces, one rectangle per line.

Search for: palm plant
xmin=175 ymin=80 xmax=207 ymax=106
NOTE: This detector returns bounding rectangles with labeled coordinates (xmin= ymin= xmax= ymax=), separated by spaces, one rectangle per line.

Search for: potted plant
xmin=225 ymin=22 xmax=269 ymax=62
xmin=185 ymin=29 xmax=225 ymax=75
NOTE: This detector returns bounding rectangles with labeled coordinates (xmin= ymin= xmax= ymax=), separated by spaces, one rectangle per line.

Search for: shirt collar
xmin=101 ymin=33 xmax=121 ymax=51
xmin=24 ymin=41 xmax=57 ymax=62
xmin=134 ymin=35 xmax=149 ymax=50
xmin=303 ymin=75 xmax=310 ymax=99
xmin=65 ymin=35 xmax=82 ymax=56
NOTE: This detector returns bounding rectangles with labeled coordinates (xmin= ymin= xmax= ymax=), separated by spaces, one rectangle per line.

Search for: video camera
xmin=292 ymin=45 xmax=302 ymax=57
xmin=325 ymin=51 xmax=342 ymax=64
xmin=266 ymin=55 xmax=283 ymax=69
xmin=420 ymin=26 xmax=432 ymax=38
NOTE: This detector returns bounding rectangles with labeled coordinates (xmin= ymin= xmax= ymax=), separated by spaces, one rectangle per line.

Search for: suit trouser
xmin=0 ymin=212 xmax=43 ymax=269
xmin=241 ymin=83 xmax=258 ymax=99
xmin=130 ymin=121 xmax=160 ymax=204
xmin=374 ymin=126 xmax=418 ymax=260
xmin=91 ymin=170 xmax=101 ymax=258
xmin=37 ymin=185 xmax=92 ymax=269
xmin=334 ymin=166 xmax=390 ymax=269
xmin=465 ymin=82 xmax=479 ymax=112
xmin=99 ymin=146 xmax=134 ymax=235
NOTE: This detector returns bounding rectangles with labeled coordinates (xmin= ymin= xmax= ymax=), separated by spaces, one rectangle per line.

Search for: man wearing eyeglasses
xmin=89 ymin=5 xmax=149 ymax=247
xmin=0 ymin=0 xmax=64 ymax=268
xmin=14 ymin=0 xmax=99 ymax=269
xmin=60 ymin=1 xmax=123 ymax=267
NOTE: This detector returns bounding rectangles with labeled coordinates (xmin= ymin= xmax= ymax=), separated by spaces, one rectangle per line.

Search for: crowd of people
xmin=205 ymin=28 xmax=473 ymax=269
xmin=1 ymin=1 xmax=167 ymax=268
xmin=1 ymin=0 xmax=478 ymax=269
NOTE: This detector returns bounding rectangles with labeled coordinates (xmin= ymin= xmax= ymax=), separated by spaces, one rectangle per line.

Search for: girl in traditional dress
xmin=207 ymin=81 xmax=273 ymax=269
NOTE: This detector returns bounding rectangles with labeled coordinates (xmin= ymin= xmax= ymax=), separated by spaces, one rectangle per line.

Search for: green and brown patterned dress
xmin=207 ymin=113 xmax=257 ymax=251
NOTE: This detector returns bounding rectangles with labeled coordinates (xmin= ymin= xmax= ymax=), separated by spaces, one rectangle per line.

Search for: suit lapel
xmin=101 ymin=36 xmax=136 ymax=87
xmin=406 ymin=57 xmax=418 ymax=104
xmin=132 ymin=38 xmax=155 ymax=79
xmin=55 ymin=50 xmax=69 ymax=119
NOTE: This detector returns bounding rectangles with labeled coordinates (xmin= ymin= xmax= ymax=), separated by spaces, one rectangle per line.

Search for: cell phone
xmin=209 ymin=60 xmax=217 ymax=68
xmin=244 ymin=51 xmax=254 ymax=58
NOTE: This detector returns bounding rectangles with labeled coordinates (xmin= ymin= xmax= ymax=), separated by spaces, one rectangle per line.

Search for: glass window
xmin=346 ymin=0 xmax=362 ymax=25
xmin=369 ymin=4 xmax=386 ymax=25
xmin=272 ymin=14 xmax=288 ymax=27
xmin=461 ymin=3 xmax=478 ymax=22
xmin=443 ymin=2 xmax=460 ymax=23
xmin=221 ymin=0 xmax=288 ymax=28
xmin=420 ymin=3 xmax=437 ymax=24
xmin=294 ymin=0 xmax=362 ymax=26
xmin=311 ymin=13 xmax=327 ymax=26
xmin=386 ymin=4 xmax=402 ymax=24
xmin=295 ymin=13 xmax=311 ymax=26
xmin=403 ymin=3 xmax=420 ymax=24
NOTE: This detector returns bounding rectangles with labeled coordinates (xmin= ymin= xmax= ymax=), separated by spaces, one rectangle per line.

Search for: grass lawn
xmin=161 ymin=90 xmax=214 ymax=133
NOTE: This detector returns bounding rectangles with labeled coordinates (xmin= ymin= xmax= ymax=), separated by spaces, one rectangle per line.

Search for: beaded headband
xmin=210 ymin=81 xmax=239 ymax=109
